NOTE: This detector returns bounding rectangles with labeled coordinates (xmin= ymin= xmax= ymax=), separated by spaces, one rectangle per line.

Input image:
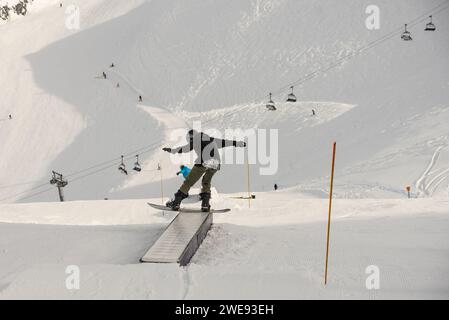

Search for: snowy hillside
xmin=0 ymin=0 xmax=448 ymax=202
xmin=1 ymin=0 xmax=449 ymax=301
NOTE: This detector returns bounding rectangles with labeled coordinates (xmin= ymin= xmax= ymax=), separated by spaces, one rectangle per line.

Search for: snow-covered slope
xmin=0 ymin=192 xmax=448 ymax=299
xmin=1 ymin=0 xmax=449 ymax=202
xmin=1 ymin=1 xmax=449 ymax=300
xmin=0 ymin=0 xmax=149 ymax=202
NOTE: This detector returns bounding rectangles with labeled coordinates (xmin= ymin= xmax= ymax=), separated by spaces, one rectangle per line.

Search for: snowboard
xmin=147 ymin=202 xmax=231 ymax=214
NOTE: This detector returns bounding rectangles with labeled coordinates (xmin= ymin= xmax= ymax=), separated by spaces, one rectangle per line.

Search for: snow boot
xmin=166 ymin=190 xmax=188 ymax=211
xmin=200 ymin=192 xmax=211 ymax=212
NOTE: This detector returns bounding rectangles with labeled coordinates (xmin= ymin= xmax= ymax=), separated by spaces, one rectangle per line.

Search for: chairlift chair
xmin=266 ymin=93 xmax=277 ymax=111
xmin=425 ymin=16 xmax=436 ymax=31
xmin=401 ymin=24 xmax=413 ymax=41
xmin=133 ymin=155 xmax=142 ymax=172
xmin=287 ymin=86 xmax=297 ymax=103
xmin=118 ymin=155 xmax=128 ymax=175
xmin=50 ymin=171 xmax=68 ymax=188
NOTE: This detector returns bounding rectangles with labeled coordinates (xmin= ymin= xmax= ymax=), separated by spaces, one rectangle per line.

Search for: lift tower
xmin=50 ymin=171 xmax=68 ymax=202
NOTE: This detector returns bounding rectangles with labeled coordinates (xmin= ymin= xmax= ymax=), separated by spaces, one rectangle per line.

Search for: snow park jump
xmin=1 ymin=0 xmax=449 ymax=313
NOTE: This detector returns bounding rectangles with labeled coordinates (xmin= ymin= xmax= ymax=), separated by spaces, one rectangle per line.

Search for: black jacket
xmin=172 ymin=132 xmax=240 ymax=168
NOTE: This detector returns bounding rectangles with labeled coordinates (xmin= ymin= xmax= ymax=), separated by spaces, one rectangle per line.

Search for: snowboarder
xmin=163 ymin=130 xmax=246 ymax=212
xmin=177 ymin=165 xmax=191 ymax=179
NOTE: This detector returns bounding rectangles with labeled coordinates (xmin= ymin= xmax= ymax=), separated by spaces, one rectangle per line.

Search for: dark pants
xmin=180 ymin=165 xmax=217 ymax=195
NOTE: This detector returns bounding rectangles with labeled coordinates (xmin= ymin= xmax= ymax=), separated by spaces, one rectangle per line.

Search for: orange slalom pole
xmin=325 ymin=142 xmax=337 ymax=286
xmin=246 ymin=148 xmax=252 ymax=208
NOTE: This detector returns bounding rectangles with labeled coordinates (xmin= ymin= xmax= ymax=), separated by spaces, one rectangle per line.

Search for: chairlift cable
xmin=264 ymin=0 xmax=449 ymax=101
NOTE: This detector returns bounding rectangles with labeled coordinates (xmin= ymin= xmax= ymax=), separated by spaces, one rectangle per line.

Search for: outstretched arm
xmin=214 ymin=138 xmax=246 ymax=149
xmin=163 ymin=141 xmax=194 ymax=154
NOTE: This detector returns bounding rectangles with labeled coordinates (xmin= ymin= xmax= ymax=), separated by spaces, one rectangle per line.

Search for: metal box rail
xmin=140 ymin=211 xmax=213 ymax=266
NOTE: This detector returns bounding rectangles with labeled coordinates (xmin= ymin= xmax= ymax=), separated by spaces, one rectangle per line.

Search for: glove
xmin=163 ymin=147 xmax=172 ymax=153
xmin=236 ymin=141 xmax=247 ymax=148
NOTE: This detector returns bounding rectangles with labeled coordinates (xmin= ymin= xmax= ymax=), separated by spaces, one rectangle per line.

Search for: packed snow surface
xmin=0 ymin=191 xmax=448 ymax=299
xmin=1 ymin=0 xmax=448 ymax=300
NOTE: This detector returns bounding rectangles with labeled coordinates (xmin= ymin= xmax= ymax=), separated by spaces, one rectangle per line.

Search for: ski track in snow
xmin=416 ymin=146 xmax=449 ymax=197
xmin=109 ymin=68 xmax=145 ymax=96
xmin=426 ymin=167 xmax=449 ymax=196
xmin=181 ymin=267 xmax=192 ymax=300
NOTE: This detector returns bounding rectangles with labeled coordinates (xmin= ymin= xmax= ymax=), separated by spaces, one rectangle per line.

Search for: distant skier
xmin=8 ymin=114 xmax=12 ymax=120
xmin=102 ymin=72 xmax=107 ymax=79
xmin=139 ymin=95 xmax=143 ymax=102
xmin=110 ymin=63 xmax=115 ymax=68
xmin=177 ymin=165 xmax=191 ymax=179
xmin=312 ymin=109 xmax=316 ymax=116
xmin=274 ymin=184 xmax=278 ymax=191
xmin=163 ymin=130 xmax=246 ymax=212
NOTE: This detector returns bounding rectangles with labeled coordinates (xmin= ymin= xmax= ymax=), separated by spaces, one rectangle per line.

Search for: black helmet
xmin=186 ymin=129 xmax=199 ymax=140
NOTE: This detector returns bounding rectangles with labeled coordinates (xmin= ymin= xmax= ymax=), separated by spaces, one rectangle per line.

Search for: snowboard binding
xmin=200 ymin=192 xmax=211 ymax=212
xmin=166 ymin=190 xmax=188 ymax=211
